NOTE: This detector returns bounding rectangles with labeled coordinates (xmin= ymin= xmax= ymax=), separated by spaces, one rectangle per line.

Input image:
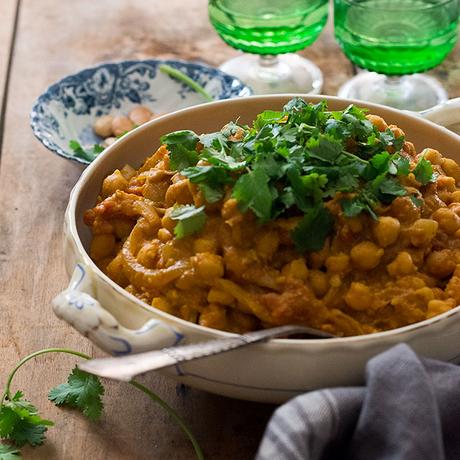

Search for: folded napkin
xmin=256 ymin=344 xmax=460 ymax=460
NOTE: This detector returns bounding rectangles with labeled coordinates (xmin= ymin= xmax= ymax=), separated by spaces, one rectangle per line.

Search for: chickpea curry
xmin=84 ymin=98 xmax=460 ymax=336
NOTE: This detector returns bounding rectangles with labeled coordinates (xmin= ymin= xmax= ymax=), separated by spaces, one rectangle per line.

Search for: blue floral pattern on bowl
xmin=30 ymin=59 xmax=252 ymax=165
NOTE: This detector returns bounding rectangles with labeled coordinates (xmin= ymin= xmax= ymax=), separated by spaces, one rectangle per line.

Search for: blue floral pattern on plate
xmin=30 ymin=59 xmax=252 ymax=165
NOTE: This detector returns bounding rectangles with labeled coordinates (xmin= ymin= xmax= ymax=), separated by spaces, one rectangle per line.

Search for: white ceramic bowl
xmin=53 ymin=95 xmax=460 ymax=403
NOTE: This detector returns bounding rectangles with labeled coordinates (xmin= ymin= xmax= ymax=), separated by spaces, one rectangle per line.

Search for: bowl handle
xmin=419 ymin=97 xmax=460 ymax=128
xmin=52 ymin=263 xmax=184 ymax=355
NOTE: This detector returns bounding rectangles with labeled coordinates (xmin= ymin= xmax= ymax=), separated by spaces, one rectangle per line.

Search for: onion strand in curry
xmin=84 ymin=98 xmax=460 ymax=336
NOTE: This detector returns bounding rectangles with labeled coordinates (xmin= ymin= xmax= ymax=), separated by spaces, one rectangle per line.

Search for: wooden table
xmin=1 ymin=1 xmax=459 ymax=459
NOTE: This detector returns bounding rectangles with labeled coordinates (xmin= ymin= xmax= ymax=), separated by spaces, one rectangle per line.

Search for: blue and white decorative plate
xmin=30 ymin=59 xmax=252 ymax=165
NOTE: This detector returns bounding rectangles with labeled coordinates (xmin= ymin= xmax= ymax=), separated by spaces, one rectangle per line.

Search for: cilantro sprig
xmin=0 ymin=348 xmax=204 ymax=459
xmin=161 ymin=98 xmax=436 ymax=251
xmin=69 ymin=140 xmax=104 ymax=162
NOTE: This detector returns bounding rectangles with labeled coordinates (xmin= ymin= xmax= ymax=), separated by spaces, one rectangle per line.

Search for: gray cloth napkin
xmin=256 ymin=344 xmax=460 ymax=460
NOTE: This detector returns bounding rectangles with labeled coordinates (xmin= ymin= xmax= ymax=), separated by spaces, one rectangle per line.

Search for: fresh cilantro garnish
xmin=413 ymin=156 xmax=436 ymax=185
xmin=158 ymin=98 xmax=431 ymax=252
xmin=48 ymin=367 xmax=104 ymax=421
xmin=0 ymin=443 xmax=22 ymax=460
xmin=69 ymin=140 xmax=104 ymax=162
xmin=0 ymin=391 xmax=53 ymax=447
xmin=181 ymin=165 xmax=233 ymax=203
xmin=160 ymin=130 xmax=200 ymax=170
xmin=291 ymin=205 xmax=334 ymax=252
xmin=232 ymin=168 xmax=272 ymax=222
xmin=0 ymin=348 xmax=204 ymax=459
xmin=170 ymin=205 xmax=206 ymax=238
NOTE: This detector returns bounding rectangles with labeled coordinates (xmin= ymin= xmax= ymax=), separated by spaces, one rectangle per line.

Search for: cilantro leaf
xmin=69 ymin=140 xmax=104 ymax=162
xmin=232 ymin=168 xmax=272 ymax=221
xmin=291 ymin=206 xmax=334 ymax=252
xmin=0 ymin=443 xmax=22 ymax=460
xmin=253 ymin=110 xmax=286 ymax=130
xmin=161 ymin=130 xmax=199 ymax=150
xmin=0 ymin=391 xmax=53 ymax=447
xmin=413 ymin=157 xmax=436 ymax=185
xmin=341 ymin=192 xmax=378 ymax=219
xmin=181 ymin=165 xmax=232 ymax=203
xmin=306 ymin=134 xmax=343 ymax=163
xmin=393 ymin=155 xmax=410 ymax=175
xmin=48 ymin=367 xmax=104 ymax=421
xmin=378 ymin=176 xmax=407 ymax=199
xmin=170 ymin=205 xmax=206 ymax=239
xmin=160 ymin=130 xmax=199 ymax=170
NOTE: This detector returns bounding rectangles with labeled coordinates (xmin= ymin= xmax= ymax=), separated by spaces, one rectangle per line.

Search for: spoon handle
xmin=78 ymin=325 xmax=331 ymax=381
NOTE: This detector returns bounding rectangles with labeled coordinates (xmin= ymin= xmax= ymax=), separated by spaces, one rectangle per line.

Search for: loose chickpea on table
xmin=93 ymin=105 xmax=162 ymax=147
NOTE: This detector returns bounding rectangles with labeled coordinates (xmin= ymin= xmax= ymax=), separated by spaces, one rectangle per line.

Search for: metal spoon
xmin=78 ymin=325 xmax=335 ymax=382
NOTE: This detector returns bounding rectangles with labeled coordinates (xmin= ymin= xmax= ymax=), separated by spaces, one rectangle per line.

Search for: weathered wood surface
xmin=0 ymin=0 xmax=18 ymax=116
xmin=0 ymin=1 xmax=459 ymax=459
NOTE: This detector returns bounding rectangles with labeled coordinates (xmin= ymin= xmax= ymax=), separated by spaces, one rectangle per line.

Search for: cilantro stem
xmin=158 ymin=64 xmax=214 ymax=102
xmin=1 ymin=348 xmax=204 ymax=460
xmin=130 ymin=381 xmax=205 ymax=460
xmin=1 ymin=348 xmax=90 ymax=404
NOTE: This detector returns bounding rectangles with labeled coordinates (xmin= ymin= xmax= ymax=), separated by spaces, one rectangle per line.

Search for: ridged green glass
xmin=334 ymin=0 xmax=459 ymax=75
xmin=208 ymin=0 xmax=329 ymax=55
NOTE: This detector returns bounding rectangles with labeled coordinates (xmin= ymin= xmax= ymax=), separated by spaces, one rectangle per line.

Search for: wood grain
xmin=0 ymin=0 xmax=18 ymax=113
xmin=0 ymin=1 xmax=459 ymax=459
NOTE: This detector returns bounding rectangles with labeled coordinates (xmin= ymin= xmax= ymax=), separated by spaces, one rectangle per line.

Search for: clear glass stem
xmin=337 ymin=71 xmax=448 ymax=111
xmin=219 ymin=53 xmax=323 ymax=95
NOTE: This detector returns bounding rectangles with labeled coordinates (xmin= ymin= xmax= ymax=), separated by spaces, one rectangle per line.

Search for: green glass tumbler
xmin=209 ymin=0 xmax=329 ymax=94
xmin=334 ymin=0 xmax=460 ymax=111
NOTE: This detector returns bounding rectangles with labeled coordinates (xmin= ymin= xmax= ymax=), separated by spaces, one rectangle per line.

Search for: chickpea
xmin=93 ymin=115 xmax=114 ymax=138
xmin=111 ymin=115 xmax=134 ymax=137
xmin=90 ymin=234 xmax=115 ymax=261
xmin=102 ymin=169 xmax=128 ymax=197
xmin=408 ymin=219 xmax=438 ymax=247
xmin=194 ymin=238 xmax=217 ymax=254
xmin=329 ymin=274 xmax=342 ymax=288
xmin=345 ymin=282 xmax=372 ymax=311
xmin=366 ymin=114 xmax=388 ymax=132
xmin=432 ymin=208 xmax=460 ymax=235
xmin=414 ymin=287 xmax=435 ymax=306
xmin=309 ymin=270 xmax=329 ymax=298
xmin=157 ymin=228 xmax=173 ymax=242
xmin=325 ymin=253 xmax=350 ymax=273
xmin=282 ymin=259 xmax=309 ymax=282
xmin=403 ymin=141 xmax=416 ymax=157
xmin=425 ymin=250 xmax=456 ymax=278
xmin=389 ymin=124 xmax=405 ymax=139
xmin=450 ymin=190 xmax=460 ymax=203
xmin=345 ymin=217 xmax=363 ymax=234
xmin=129 ymin=106 xmax=153 ymax=126
xmin=387 ymin=251 xmax=416 ymax=277
xmin=152 ymin=297 xmax=174 ymax=314
xmin=350 ymin=241 xmax=384 ymax=271
xmin=390 ymin=196 xmax=420 ymax=224
xmin=192 ymin=253 xmax=224 ymax=279
xmin=421 ymin=148 xmax=442 ymax=165
xmin=427 ymin=299 xmax=452 ymax=318
xmin=161 ymin=210 xmax=176 ymax=232
xmin=442 ymin=158 xmax=460 ymax=183
xmin=437 ymin=175 xmax=456 ymax=192
xmin=256 ymin=232 xmax=280 ymax=259
xmin=373 ymin=216 xmax=400 ymax=247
